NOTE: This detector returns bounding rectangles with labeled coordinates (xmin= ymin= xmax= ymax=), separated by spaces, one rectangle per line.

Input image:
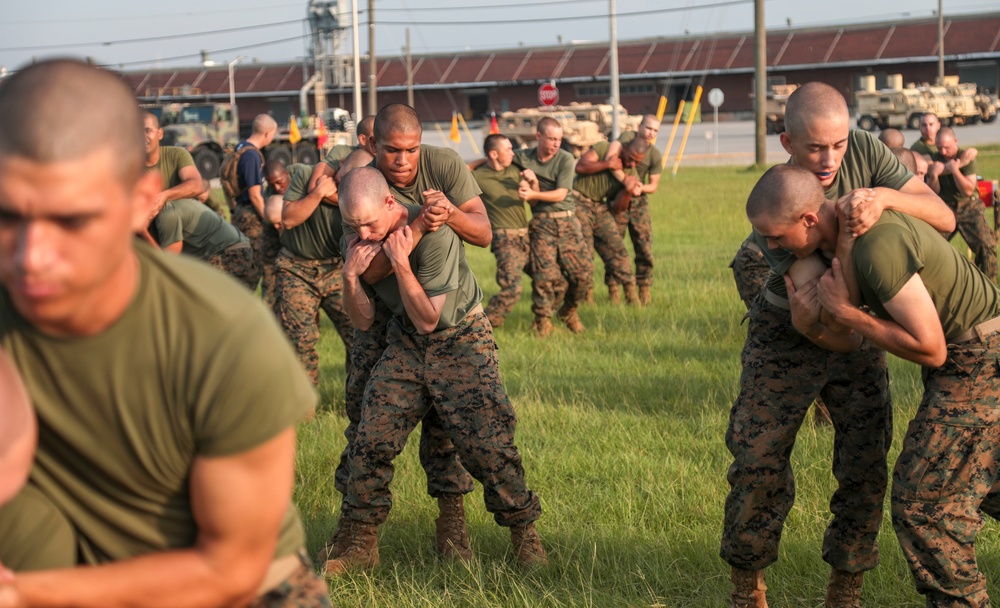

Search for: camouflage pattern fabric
xmin=335 ymin=301 xmax=473 ymax=499
xmin=248 ymin=553 xmax=331 ymax=608
xmin=612 ymin=194 xmax=654 ymax=287
xmin=231 ymin=204 xmax=280 ymax=305
xmin=949 ymin=195 xmax=998 ymax=282
xmin=729 ymin=237 xmax=770 ymax=310
xmin=207 ymin=243 xmax=259 ymax=292
xmin=485 ymin=231 xmax=532 ymax=325
xmin=273 ymin=251 xmax=354 ymax=386
xmin=343 ymin=311 xmax=541 ymax=528
xmin=891 ymin=332 xmax=1000 ymax=607
xmin=529 ymin=215 xmax=594 ymax=318
xmin=720 ymin=296 xmax=892 ymax=572
xmin=573 ymin=192 xmax=635 ymax=288
xmin=232 ymin=204 xmax=263 ymax=289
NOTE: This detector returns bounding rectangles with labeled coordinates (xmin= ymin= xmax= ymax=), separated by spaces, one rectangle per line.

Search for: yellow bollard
xmin=661 ymin=100 xmax=685 ymax=169
xmin=672 ymin=86 xmax=703 ymax=176
xmin=652 ymin=96 xmax=668 ymax=144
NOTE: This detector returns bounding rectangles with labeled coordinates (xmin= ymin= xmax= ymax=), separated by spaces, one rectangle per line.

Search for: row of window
xmin=576 ymin=83 xmax=657 ymax=97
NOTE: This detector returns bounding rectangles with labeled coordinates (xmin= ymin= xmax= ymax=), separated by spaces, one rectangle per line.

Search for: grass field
xmin=292 ymin=147 xmax=1000 ymax=607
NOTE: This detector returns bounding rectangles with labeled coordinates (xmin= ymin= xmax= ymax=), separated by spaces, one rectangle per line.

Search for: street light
xmin=229 ymin=55 xmax=246 ymax=126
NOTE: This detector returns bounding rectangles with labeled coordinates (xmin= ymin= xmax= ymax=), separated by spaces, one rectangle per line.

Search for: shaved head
xmin=878 ymin=128 xmax=904 ymax=148
xmin=936 ymin=126 xmax=957 ymax=145
xmin=252 ymin=114 xmax=278 ymax=135
xmin=373 ymin=104 xmax=422 ymax=141
xmin=0 ymin=59 xmax=145 ymax=184
xmin=357 ymin=115 xmax=376 ymax=139
xmin=746 ymin=164 xmax=825 ymax=224
xmin=784 ymin=82 xmax=849 ymax=137
xmin=627 ymin=135 xmax=650 ymax=156
xmin=143 ymin=111 xmax=161 ymax=129
xmin=339 ymin=166 xmax=390 ymax=216
xmin=890 ymin=147 xmax=917 ymax=174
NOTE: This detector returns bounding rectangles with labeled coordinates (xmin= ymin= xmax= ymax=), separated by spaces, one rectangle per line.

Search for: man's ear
xmin=801 ymin=211 xmax=820 ymax=228
xmin=779 ymin=132 xmax=793 ymax=155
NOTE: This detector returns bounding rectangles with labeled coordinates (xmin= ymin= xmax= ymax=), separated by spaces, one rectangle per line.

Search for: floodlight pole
xmin=609 ymin=0 xmax=621 ymax=140
xmin=229 ymin=55 xmax=245 ymax=126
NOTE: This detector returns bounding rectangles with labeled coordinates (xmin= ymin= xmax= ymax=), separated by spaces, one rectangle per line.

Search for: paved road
xmin=433 ymin=118 xmax=1000 ymax=168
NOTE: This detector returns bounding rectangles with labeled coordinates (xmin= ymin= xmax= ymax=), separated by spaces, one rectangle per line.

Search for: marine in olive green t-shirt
xmin=573 ymin=140 xmax=640 ymax=203
xmin=153 ymin=198 xmax=248 ymax=260
xmin=512 ymin=147 xmax=576 ymax=213
xmin=147 ymin=146 xmax=196 ymax=189
xmin=618 ymin=130 xmax=663 ymax=184
xmin=376 ymin=144 xmax=482 ymax=209
xmin=932 ymin=151 xmax=978 ymax=206
xmin=910 ymin=139 xmax=937 ymax=158
xmin=0 ymin=242 xmax=315 ymax=566
xmin=853 ymin=210 xmax=1000 ymax=340
xmin=279 ymin=163 xmax=345 ymax=260
xmin=472 ymin=163 xmax=529 ymax=230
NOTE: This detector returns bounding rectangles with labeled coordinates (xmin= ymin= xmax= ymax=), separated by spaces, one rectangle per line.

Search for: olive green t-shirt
xmin=147 ymin=146 xmax=195 ymax=189
xmin=153 ymin=198 xmax=247 ymax=260
xmin=512 ymin=147 xmax=576 ymax=213
xmin=280 ymin=163 xmax=344 ymax=260
xmin=471 ymin=163 xmax=529 ymax=230
xmin=853 ymin=210 xmax=1000 ymax=342
xmin=753 ymin=129 xmax=914 ymax=297
xmin=379 ymin=145 xmax=482 ymax=211
xmin=342 ymin=204 xmax=483 ymax=333
xmin=910 ymin=139 xmax=938 ymax=157
xmin=572 ymin=140 xmax=639 ymax=203
xmin=322 ymin=144 xmax=357 ymax=171
xmin=932 ymin=151 xmax=978 ymax=206
xmin=618 ymin=131 xmax=663 ymax=183
xmin=0 ymin=242 xmax=315 ymax=564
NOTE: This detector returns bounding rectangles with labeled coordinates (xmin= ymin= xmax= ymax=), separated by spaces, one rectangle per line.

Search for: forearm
xmin=642 ymin=175 xmax=661 ymax=195
xmin=343 ymin=276 xmax=375 ymax=330
xmin=248 ymin=190 xmax=266 ymax=219
xmin=359 ymin=219 xmax=427 ymax=284
xmin=281 ymin=192 xmax=324 ymax=229
xmin=393 ymin=265 xmax=440 ymax=334
xmin=952 ymin=171 xmax=977 ymax=197
xmin=877 ymin=186 xmax=955 ymax=233
xmin=833 ymin=306 xmax=940 ymax=367
xmin=447 ymin=204 xmax=492 ymax=248
xmin=163 ymin=180 xmax=204 ymax=203
xmin=525 ymin=188 xmax=568 ymax=204
xmin=797 ymin=321 xmax=863 ymax=353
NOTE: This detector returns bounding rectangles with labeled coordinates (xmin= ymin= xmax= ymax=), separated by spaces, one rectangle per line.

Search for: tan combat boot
xmin=608 ymin=284 xmax=622 ymax=304
xmin=557 ymin=303 xmax=585 ymax=334
xmin=624 ymin=283 xmax=641 ymax=306
xmin=435 ymin=494 xmax=472 ymax=561
xmin=531 ymin=316 xmax=553 ymax=338
xmin=639 ymin=285 xmax=652 ymax=306
xmin=316 ymin=516 xmax=352 ymax=563
xmin=825 ymin=569 xmax=862 ymax=608
xmin=730 ymin=568 xmax=768 ymax=608
xmin=322 ymin=523 xmax=380 ymax=576
xmin=510 ymin=522 xmax=548 ymax=568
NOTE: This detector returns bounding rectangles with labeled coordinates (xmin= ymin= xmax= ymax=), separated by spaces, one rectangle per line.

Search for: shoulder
xmin=165 ymin=146 xmax=194 ymax=165
xmin=421 ymin=144 xmax=464 ymax=166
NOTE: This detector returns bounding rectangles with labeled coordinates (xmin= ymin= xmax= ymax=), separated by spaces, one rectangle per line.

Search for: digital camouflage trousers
xmin=232 ymin=204 xmax=281 ymax=307
xmin=248 ymin=553 xmax=331 ymax=608
xmin=573 ymin=192 xmax=635 ymax=288
xmin=529 ymin=214 xmax=593 ymax=318
xmin=273 ymin=251 xmax=354 ymax=386
xmin=948 ymin=195 xmax=997 ymax=282
xmin=892 ymin=331 xmax=1000 ymax=607
xmin=730 ymin=237 xmax=770 ymax=311
xmin=343 ymin=310 xmax=541 ymax=528
xmin=207 ymin=242 xmax=259 ymax=292
xmin=611 ymin=194 xmax=654 ymax=287
xmin=485 ymin=230 xmax=532 ymax=326
xmin=335 ymin=300 xmax=473 ymax=501
xmin=720 ymin=297 xmax=892 ymax=572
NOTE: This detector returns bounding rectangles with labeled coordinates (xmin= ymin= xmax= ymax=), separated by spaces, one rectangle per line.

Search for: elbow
xmin=472 ymin=229 xmax=492 ymax=248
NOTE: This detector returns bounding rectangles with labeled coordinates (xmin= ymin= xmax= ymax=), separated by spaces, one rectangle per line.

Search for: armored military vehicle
xmin=854 ymin=74 xmax=944 ymax=131
xmin=950 ymin=81 xmax=998 ymax=123
xmin=497 ymin=109 xmax=604 ymax=157
xmin=550 ymin=103 xmax=643 ymax=138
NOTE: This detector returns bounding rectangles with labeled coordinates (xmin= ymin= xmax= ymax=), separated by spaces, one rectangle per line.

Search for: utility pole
xmin=609 ymin=0 xmax=621 ymax=140
xmin=937 ymin=0 xmax=944 ymax=85
xmin=406 ymin=28 xmax=414 ymax=108
xmin=754 ymin=0 xmax=766 ymax=166
xmin=351 ymin=0 xmax=362 ymax=126
xmin=368 ymin=0 xmax=377 ymax=116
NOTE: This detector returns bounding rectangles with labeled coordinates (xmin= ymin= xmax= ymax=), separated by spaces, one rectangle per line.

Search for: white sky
xmin=1 ymin=0 xmax=996 ymax=72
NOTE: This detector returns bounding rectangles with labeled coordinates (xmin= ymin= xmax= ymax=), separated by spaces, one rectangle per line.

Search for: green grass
xmin=293 ymin=155 xmax=1000 ymax=607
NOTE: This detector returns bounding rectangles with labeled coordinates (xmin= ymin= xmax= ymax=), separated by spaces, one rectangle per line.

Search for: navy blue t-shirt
xmin=235 ymin=141 xmax=263 ymax=206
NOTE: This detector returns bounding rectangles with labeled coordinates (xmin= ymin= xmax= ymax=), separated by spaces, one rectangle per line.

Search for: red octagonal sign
xmin=538 ymin=82 xmax=559 ymax=106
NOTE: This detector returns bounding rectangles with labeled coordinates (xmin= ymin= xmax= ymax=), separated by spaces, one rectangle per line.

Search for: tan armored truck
xmin=497 ymin=109 xmax=604 ymax=157
xmin=854 ymin=74 xmax=945 ymax=131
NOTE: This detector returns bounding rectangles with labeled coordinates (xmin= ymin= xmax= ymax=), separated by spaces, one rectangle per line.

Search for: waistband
xmin=952 ymin=315 xmax=1000 ymax=344
xmin=277 ymin=247 xmax=339 ymax=264
xmin=492 ymin=227 xmax=529 ymax=237
xmin=224 ymin=240 xmax=252 ymax=252
xmin=571 ymin=190 xmax=598 ymax=205
xmin=533 ymin=210 xmax=574 ymax=219
xmin=763 ymin=288 xmax=789 ymax=310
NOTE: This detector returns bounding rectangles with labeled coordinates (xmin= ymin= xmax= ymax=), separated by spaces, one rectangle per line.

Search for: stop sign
xmin=538 ymin=82 xmax=559 ymax=106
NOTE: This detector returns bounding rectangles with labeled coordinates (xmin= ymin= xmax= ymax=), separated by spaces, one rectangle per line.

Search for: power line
xmin=99 ymin=33 xmax=310 ymax=69
xmin=0 ymin=3 xmax=303 ymax=25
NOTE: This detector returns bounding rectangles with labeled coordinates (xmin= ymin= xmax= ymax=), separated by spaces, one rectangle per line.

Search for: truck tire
xmin=984 ymin=111 xmax=998 ymax=124
xmin=265 ymin=144 xmax=293 ymax=168
xmin=193 ymin=148 xmax=221 ymax=179
xmin=857 ymin=115 xmax=877 ymax=132
xmin=294 ymin=145 xmax=319 ymax=166
xmin=907 ymin=113 xmax=923 ymax=130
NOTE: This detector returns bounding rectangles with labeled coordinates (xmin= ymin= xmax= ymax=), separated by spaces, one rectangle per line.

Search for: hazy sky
xmin=1 ymin=0 xmax=996 ymax=72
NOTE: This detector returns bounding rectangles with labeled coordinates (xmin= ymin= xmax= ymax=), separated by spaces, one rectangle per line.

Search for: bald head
xmin=339 ymin=166 xmax=391 ymax=217
xmin=936 ymin=126 xmax=957 ymax=145
xmin=890 ymin=147 xmax=917 ymax=174
xmin=357 ymin=115 xmax=376 ymax=139
xmin=878 ymin=128 xmax=904 ymax=148
xmin=252 ymin=114 xmax=278 ymax=135
xmin=143 ymin=111 xmax=161 ymax=129
xmin=784 ymin=82 xmax=849 ymax=137
xmin=0 ymin=59 xmax=145 ymax=184
xmin=373 ymin=104 xmax=422 ymax=142
xmin=746 ymin=164 xmax=825 ymax=224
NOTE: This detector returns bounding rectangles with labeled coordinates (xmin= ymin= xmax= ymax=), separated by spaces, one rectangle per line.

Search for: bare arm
xmin=466 ymin=158 xmax=487 ymax=171
xmin=820 ymin=259 xmax=946 ymax=367
xmin=944 ymin=159 xmax=977 ymax=197
xmin=383 ymin=225 xmax=446 ymax=335
xmin=162 ymin=241 xmax=184 ymax=254
xmin=282 ymin=175 xmax=337 ymax=230
xmin=0 ymin=350 xmax=35 ymax=505
xmin=10 ymin=429 xmax=297 ymax=608
xmin=247 ymin=185 xmax=266 ymax=219
xmin=642 ymin=173 xmax=661 ymax=195
xmin=575 ymin=147 xmax=623 ymax=176
xmin=421 ymin=190 xmax=492 ymax=247
xmin=163 ymin=166 xmax=206 ymax=203
xmin=341 ymin=236 xmax=381 ymax=331
xmin=785 ymin=255 xmax=862 ymax=353
xmin=841 ymin=177 xmax=956 ymax=236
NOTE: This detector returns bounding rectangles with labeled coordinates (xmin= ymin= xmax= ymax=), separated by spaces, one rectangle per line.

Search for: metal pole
xmin=609 ymin=0 xmax=621 ymax=140
xmin=351 ymin=0 xmax=362 ymax=128
xmin=368 ymin=0 xmax=377 ymax=116
xmin=228 ymin=56 xmax=244 ymax=127
xmin=937 ymin=0 xmax=944 ymax=85
xmin=753 ymin=0 xmax=766 ymax=166
xmin=406 ymin=28 xmax=414 ymax=108
xmin=714 ymin=106 xmax=719 ymax=155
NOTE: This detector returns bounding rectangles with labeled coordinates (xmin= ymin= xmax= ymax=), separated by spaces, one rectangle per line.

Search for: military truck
xmin=854 ymin=74 xmax=945 ymax=131
xmin=146 ymin=102 xmax=350 ymax=179
xmin=917 ymin=84 xmax=967 ymax=125
xmin=550 ymin=103 xmax=643 ymax=138
xmin=497 ymin=109 xmax=604 ymax=157
xmin=950 ymin=81 xmax=998 ymax=123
